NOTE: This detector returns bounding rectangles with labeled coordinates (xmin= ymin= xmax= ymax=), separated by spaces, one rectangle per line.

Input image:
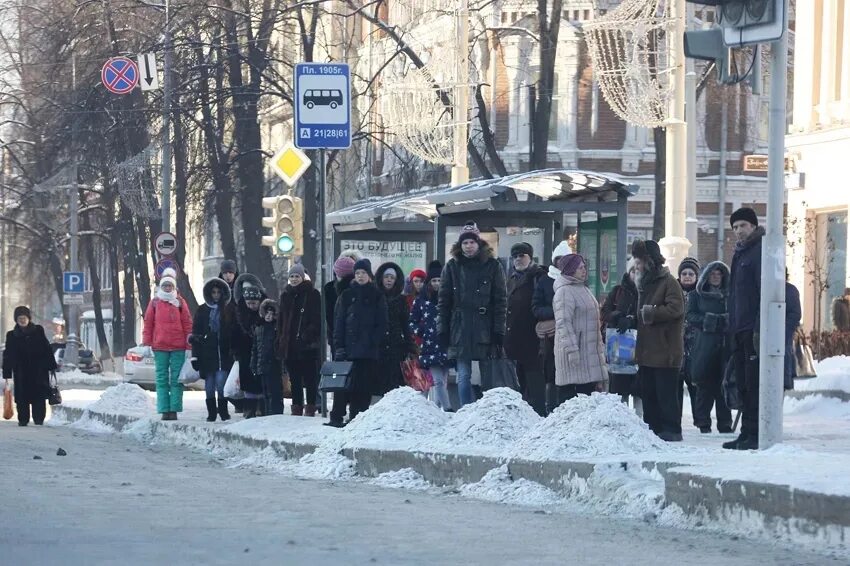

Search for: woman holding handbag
xmin=3 ymin=305 xmax=58 ymax=426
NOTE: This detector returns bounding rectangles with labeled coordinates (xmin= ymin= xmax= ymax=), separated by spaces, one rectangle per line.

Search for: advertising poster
xmin=340 ymin=240 xmax=428 ymax=276
xmin=578 ymin=216 xmax=618 ymax=298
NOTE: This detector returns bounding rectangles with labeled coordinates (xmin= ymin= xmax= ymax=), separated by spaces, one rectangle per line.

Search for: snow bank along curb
xmin=52 ymin=404 xmax=850 ymax=554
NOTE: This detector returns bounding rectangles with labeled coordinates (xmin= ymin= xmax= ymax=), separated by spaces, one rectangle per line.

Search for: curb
xmin=52 ymin=405 xmax=850 ymax=555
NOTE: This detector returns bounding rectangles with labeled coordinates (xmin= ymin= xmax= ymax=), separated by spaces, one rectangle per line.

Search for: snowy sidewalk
xmin=48 ymin=384 xmax=850 ymax=559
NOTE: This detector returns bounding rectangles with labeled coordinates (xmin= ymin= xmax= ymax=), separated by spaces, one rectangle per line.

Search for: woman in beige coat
xmin=553 ymin=254 xmax=607 ymax=407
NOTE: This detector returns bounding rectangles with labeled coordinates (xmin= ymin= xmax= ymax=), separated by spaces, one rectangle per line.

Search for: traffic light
xmin=261 ymin=195 xmax=304 ymax=256
xmin=684 ymin=1 xmax=784 ymax=48
xmin=683 ymin=27 xmax=730 ymax=83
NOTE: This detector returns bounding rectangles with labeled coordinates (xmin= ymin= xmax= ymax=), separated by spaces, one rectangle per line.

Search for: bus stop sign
xmin=294 ymin=63 xmax=351 ymax=150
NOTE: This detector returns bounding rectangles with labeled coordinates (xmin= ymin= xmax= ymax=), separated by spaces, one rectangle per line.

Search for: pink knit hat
xmin=333 ymin=255 xmax=356 ymax=278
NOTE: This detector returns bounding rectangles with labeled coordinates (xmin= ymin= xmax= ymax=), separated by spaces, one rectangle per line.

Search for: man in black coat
xmin=725 ymin=207 xmax=765 ymax=450
xmin=3 ymin=306 xmax=58 ymax=426
xmin=324 ymin=251 xmax=360 ymax=348
xmin=505 ymin=242 xmax=546 ymax=416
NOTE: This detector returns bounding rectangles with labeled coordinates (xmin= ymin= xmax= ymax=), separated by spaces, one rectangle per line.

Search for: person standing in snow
xmin=533 ymin=239 xmax=572 ymax=414
xmin=505 ymin=242 xmax=547 ymax=416
xmin=785 ymin=278 xmax=802 ymax=391
xmin=328 ymin=259 xmax=388 ymax=427
xmin=375 ymin=262 xmax=417 ymax=396
xmin=232 ymin=274 xmax=267 ymax=419
xmin=437 ymin=221 xmax=507 ymax=408
xmin=252 ymin=299 xmax=283 ymax=415
xmin=218 ymin=259 xmax=242 ymax=414
xmin=277 ymin=264 xmax=321 ymax=417
xmin=324 ymin=250 xmax=361 ymax=349
xmin=600 ymin=258 xmax=641 ymax=414
xmin=630 ymin=239 xmax=685 ymax=442
xmin=832 ymin=288 xmax=850 ymax=332
xmin=142 ymin=269 xmax=193 ymax=421
xmin=686 ymin=261 xmax=733 ymax=434
xmin=678 ymin=256 xmax=701 ymax=428
xmin=410 ymin=260 xmax=453 ymax=411
xmin=191 ymin=278 xmax=234 ymax=422
xmin=552 ymin=254 xmax=607 ymax=405
xmin=725 ymin=207 xmax=764 ymax=450
xmin=3 ymin=305 xmax=58 ymax=426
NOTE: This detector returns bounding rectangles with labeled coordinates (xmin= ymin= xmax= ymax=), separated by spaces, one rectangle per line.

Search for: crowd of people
xmin=2 ymin=207 xmax=801 ymax=450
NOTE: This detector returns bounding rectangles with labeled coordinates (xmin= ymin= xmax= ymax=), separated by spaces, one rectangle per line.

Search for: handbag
xmin=3 ymin=381 xmax=13 ymax=420
xmin=535 ymin=319 xmax=556 ymax=339
xmin=401 ymin=358 xmax=433 ymax=392
xmin=479 ymin=347 xmax=520 ymax=391
xmin=48 ymin=371 xmax=62 ymax=406
xmin=794 ymin=328 xmax=817 ymax=379
xmin=319 ymin=361 xmax=354 ymax=392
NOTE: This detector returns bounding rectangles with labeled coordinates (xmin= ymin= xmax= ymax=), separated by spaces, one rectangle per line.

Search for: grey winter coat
xmin=553 ymin=275 xmax=607 ymax=386
xmin=437 ymin=241 xmax=507 ymax=361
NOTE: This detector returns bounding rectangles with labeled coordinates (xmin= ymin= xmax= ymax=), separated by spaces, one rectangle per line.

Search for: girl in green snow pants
xmin=154 ymin=350 xmax=186 ymax=413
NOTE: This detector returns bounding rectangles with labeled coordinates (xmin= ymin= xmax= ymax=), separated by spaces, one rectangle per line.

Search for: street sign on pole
xmin=155 ymin=258 xmax=180 ymax=280
xmin=101 ymin=57 xmax=139 ymax=95
xmin=270 ymin=143 xmax=312 ymax=187
xmin=137 ymin=52 xmax=159 ymax=91
xmin=294 ymin=63 xmax=352 ymax=149
xmin=62 ymin=294 xmax=84 ymax=306
xmin=63 ymin=271 xmax=85 ymax=294
xmin=153 ymin=232 xmax=178 ymax=257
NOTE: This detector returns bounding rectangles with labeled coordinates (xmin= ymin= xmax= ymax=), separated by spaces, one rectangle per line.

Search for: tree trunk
xmin=475 ymin=85 xmax=508 ymax=177
xmin=652 ymin=127 xmax=666 ymax=240
xmin=80 ymin=200 xmax=112 ymax=360
xmin=531 ymin=0 xmax=563 ymax=170
xmin=171 ymin=96 xmax=198 ymax=312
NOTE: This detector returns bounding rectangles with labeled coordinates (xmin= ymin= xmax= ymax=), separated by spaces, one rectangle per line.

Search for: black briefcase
xmin=319 ymin=361 xmax=354 ymax=392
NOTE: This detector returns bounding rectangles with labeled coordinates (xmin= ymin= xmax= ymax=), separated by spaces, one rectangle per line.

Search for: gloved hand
xmin=567 ymin=350 xmax=580 ymax=367
xmin=492 ymin=333 xmax=504 ymax=347
xmin=191 ymin=359 xmax=199 ymax=372
xmin=616 ymin=315 xmax=632 ymax=334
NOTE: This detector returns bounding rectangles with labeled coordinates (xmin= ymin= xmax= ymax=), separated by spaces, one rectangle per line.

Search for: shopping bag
xmin=319 ymin=361 xmax=354 ymax=392
xmin=794 ymin=328 xmax=817 ymax=379
xmin=479 ymin=349 xmax=520 ymax=391
xmin=48 ymin=372 xmax=62 ymax=406
xmin=223 ymin=361 xmax=244 ymax=399
xmin=178 ymin=354 xmax=201 ymax=384
xmin=3 ymin=381 xmax=13 ymax=420
xmin=401 ymin=358 xmax=433 ymax=393
xmin=605 ymin=328 xmax=638 ymax=375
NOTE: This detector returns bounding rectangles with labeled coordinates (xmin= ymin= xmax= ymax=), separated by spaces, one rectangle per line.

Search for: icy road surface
xmin=0 ymin=422 xmax=840 ymax=566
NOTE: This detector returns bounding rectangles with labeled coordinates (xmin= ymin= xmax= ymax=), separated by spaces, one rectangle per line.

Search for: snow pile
xmin=68 ymin=412 xmax=115 ymax=434
xmin=55 ymin=369 xmax=122 ymax=387
xmin=509 ymin=393 xmax=664 ymax=460
xmin=369 ymin=468 xmax=432 ymax=491
xmin=459 ymin=465 xmax=563 ymax=506
xmin=418 ymin=388 xmax=541 ymax=455
xmin=797 ymin=356 xmax=850 ymax=393
xmin=784 ymin=395 xmax=850 ymax=418
xmin=337 ymin=387 xmax=450 ymax=449
xmin=86 ymin=383 xmax=155 ymax=416
xmin=561 ymin=463 xmax=665 ymax=519
xmin=294 ymin=446 xmax=356 ymax=480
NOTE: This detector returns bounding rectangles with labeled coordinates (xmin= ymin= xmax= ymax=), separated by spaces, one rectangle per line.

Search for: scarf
xmin=156 ymin=287 xmax=180 ymax=308
xmin=208 ymin=303 xmax=221 ymax=333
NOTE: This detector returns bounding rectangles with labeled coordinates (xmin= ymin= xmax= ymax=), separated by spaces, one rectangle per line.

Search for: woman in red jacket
xmin=142 ymin=270 xmax=193 ymax=420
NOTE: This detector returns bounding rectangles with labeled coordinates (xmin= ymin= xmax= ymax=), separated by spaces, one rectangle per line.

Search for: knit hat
xmin=353 ymin=258 xmax=373 ymax=278
xmin=289 ymin=263 xmax=306 ymax=278
xmin=333 ymin=255 xmax=356 ymax=278
xmin=13 ymin=305 xmax=31 ymax=320
xmin=427 ymin=260 xmax=443 ymax=281
xmin=160 ymin=276 xmax=177 ymax=289
xmin=558 ymin=254 xmax=585 ymax=277
xmin=678 ymin=257 xmax=701 ymax=277
xmin=511 ymin=242 xmax=533 ymax=258
xmin=457 ymin=220 xmax=481 ymax=244
xmin=242 ymin=286 xmax=263 ymax=301
xmin=631 ymin=239 xmax=665 ymax=266
xmin=220 ymin=259 xmax=237 ymax=274
xmin=409 ymin=268 xmax=427 ymax=281
xmin=161 ymin=267 xmax=177 ymax=280
xmin=552 ymin=240 xmax=573 ymax=261
xmin=730 ymin=207 xmax=758 ymax=227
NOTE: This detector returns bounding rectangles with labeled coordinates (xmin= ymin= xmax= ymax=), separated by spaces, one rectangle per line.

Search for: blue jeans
xmin=429 ymin=366 xmax=452 ymax=411
xmin=455 ymin=359 xmax=475 ymax=407
xmin=204 ymin=370 xmax=227 ymax=399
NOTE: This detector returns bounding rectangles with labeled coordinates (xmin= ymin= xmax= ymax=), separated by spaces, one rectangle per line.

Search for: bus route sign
xmin=294 ymin=63 xmax=351 ymax=150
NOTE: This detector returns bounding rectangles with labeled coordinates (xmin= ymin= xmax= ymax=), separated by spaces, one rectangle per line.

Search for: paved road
xmin=0 ymin=422 xmax=842 ymax=566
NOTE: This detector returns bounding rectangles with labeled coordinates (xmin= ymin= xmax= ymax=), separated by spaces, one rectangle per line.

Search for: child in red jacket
xmin=142 ymin=269 xmax=193 ymax=420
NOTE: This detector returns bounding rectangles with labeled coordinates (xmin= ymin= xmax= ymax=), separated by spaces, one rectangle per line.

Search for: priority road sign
xmin=294 ymin=63 xmax=351 ymax=149
xmin=137 ymin=52 xmax=159 ymax=91
xmin=270 ymin=143 xmax=312 ymax=187
xmin=101 ymin=57 xmax=139 ymax=95
xmin=154 ymin=232 xmax=178 ymax=257
xmin=63 ymin=272 xmax=85 ymax=294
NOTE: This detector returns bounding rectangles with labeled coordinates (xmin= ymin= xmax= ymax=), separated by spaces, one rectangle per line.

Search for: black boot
xmin=723 ymin=432 xmax=748 ymax=450
xmin=218 ymin=394 xmax=231 ymax=421
xmin=205 ymin=399 xmax=217 ymax=422
xmin=244 ymin=398 xmax=257 ymax=419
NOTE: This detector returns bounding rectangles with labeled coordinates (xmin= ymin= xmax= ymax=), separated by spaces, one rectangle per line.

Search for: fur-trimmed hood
xmin=233 ymin=273 xmax=266 ymax=305
xmin=202 ymin=277 xmax=232 ymax=307
xmin=697 ymin=261 xmax=730 ymax=297
xmin=449 ymin=239 xmax=495 ymax=262
xmin=375 ymin=262 xmax=405 ymax=297
xmin=260 ymin=299 xmax=278 ymax=316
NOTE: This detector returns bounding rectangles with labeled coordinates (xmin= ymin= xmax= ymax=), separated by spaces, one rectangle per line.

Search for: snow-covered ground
xmin=53 ymin=369 xmax=122 ymax=387
xmin=796 ymin=356 xmax=850 ymax=393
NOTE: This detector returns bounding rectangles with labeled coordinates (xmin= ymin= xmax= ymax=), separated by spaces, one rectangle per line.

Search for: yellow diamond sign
xmin=271 ymin=143 xmax=311 ymax=187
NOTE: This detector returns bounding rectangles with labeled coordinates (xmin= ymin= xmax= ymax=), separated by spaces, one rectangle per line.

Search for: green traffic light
xmin=276 ymin=235 xmax=295 ymax=254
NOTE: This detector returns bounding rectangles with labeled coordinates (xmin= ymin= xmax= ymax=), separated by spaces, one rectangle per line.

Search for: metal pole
xmin=318 ymin=149 xmax=328 ymax=416
xmin=0 ymin=147 xmax=6 ymax=339
xmin=528 ymin=84 xmax=536 ymax=172
xmin=161 ymin=0 xmax=172 ymax=233
xmin=759 ymin=8 xmax=789 ymax=450
xmin=684 ymin=1 xmax=698 ymax=257
xmin=451 ymin=0 xmax=469 ymax=186
xmin=718 ymin=93 xmax=728 ymax=260
xmin=66 ymin=54 xmax=80 ymax=368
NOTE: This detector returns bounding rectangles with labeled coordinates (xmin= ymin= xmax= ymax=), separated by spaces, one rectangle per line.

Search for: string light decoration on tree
xmin=583 ymin=0 xmax=677 ymax=128
xmin=112 ymin=145 xmax=161 ymax=219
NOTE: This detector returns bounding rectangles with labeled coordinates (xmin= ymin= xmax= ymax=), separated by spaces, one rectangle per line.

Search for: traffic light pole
xmin=318 ymin=149 xmax=328 ymax=416
xmin=66 ymin=53 xmax=81 ymax=368
xmin=161 ymin=0 xmax=172 ymax=233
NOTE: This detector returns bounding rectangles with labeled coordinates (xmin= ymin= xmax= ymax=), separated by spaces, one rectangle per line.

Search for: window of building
xmin=501 ymin=12 xmax=507 ymax=24
xmin=583 ymin=9 xmax=591 ymax=20
xmin=817 ymin=210 xmax=848 ymax=331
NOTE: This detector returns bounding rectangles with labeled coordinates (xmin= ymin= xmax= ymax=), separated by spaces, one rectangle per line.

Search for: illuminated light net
xmin=584 ymin=0 xmax=677 ymax=128
xmin=112 ymin=144 xmax=161 ymax=219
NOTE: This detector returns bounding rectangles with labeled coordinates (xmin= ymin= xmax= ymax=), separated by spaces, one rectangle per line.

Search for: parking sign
xmin=63 ymin=272 xmax=85 ymax=294
xmin=294 ymin=63 xmax=351 ymax=149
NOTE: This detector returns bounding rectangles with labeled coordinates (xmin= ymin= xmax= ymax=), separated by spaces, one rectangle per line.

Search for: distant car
xmin=54 ymin=343 xmax=102 ymax=374
xmin=124 ymin=346 xmax=203 ymax=390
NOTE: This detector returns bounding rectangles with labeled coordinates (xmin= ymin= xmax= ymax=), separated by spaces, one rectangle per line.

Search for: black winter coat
xmin=505 ymin=263 xmax=545 ymax=363
xmin=786 ymin=282 xmax=802 ymax=389
xmin=600 ymin=272 xmax=638 ymax=331
xmin=277 ymin=281 xmax=321 ymax=361
xmin=686 ymin=261 xmax=730 ymax=385
xmin=375 ymin=262 xmax=416 ymax=395
xmin=438 ymin=241 xmax=508 ymax=361
xmin=325 ymin=275 xmax=354 ymax=347
xmin=333 ymin=281 xmax=388 ymax=361
xmin=532 ymin=269 xmax=556 ymax=321
xmin=2 ymin=324 xmax=57 ymax=404
xmin=191 ymin=278 xmax=234 ymax=376
xmin=232 ymin=301 xmax=264 ymax=394
xmin=251 ymin=320 xmax=280 ymax=378
xmin=728 ymin=226 xmax=764 ymax=334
